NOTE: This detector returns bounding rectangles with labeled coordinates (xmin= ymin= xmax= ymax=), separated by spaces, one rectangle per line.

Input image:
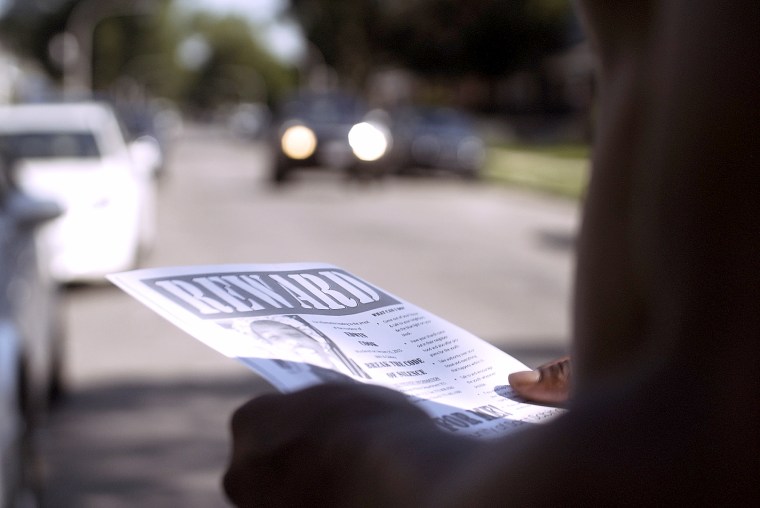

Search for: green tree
xmin=288 ymin=0 xmax=573 ymax=84
xmin=383 ymin=0 xmax=572 ymax=78
xmin=0 ymin=0 xmax=175 ymax=90
xmin=289 ymin=0 xmax=382 ymax=88
xmin=176 ymin=12 xmax=297 ymax=113
xmin=0 ymin=0 xmax=297 ymax=110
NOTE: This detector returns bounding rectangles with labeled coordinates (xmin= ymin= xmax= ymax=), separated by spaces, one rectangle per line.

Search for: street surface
xmin=40 ymin=124 xmax=580 ymax=507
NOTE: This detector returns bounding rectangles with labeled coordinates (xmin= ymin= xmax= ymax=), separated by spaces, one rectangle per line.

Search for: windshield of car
xmin=283 ymin=93 xmax=364 ymax=124
xmin=407 ymin=108 xmax=474 ymax=134
xmin=0 ymin=132 xmax=101 ymax=159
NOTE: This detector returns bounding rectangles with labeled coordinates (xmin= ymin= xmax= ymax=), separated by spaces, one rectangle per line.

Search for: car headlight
xmin=348 ymin=122 xmax=390 ymax=162
xmin=281 ymin=125 xmax=317 ymax=160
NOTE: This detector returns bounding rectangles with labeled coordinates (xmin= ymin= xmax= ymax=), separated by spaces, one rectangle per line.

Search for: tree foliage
xmin=0 ymin=0 xmax=575 ymax=111
xmin=288 ymin=0 xmax=383 ymax=86
xmin=0 ymin=0 xmax=297 ymax=110
xmin=177 ymin=12 xmax=296 ymax=111
xmin=289 ymin=0 xmax=574 ymax=84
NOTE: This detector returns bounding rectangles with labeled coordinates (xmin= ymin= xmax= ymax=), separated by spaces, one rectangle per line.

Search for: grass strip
xmin=485 ymin=146 xmax=590 ymax=199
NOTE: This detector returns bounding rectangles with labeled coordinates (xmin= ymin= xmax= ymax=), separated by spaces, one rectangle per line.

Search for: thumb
xmin=508 ymin=356 xmax=571 ymax=406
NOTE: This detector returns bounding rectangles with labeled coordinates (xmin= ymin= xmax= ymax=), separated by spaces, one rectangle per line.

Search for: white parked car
xmin=0 ymin=101 xmax=157 ymax=283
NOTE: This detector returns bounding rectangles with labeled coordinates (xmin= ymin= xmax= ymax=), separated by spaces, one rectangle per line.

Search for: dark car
xmin=388 ymin=106 xmax=486 ymax=178
xmin=0 ymin=153 xmax=65 ymax=506
xmin=268 ymin=90 xmax=392 ymax=183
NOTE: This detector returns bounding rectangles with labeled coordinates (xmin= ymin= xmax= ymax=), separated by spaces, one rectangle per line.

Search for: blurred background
xmin=0 ymin=0 xmax=592 ymax=506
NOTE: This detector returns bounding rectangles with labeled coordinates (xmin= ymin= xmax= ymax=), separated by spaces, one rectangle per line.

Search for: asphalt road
xmin=39 ymin=124 xmax=580 ymax=507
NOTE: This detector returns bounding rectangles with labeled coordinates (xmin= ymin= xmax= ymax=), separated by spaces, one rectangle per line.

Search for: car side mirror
xmin=129 ymin=136 xmax=163 ymax=178
xmin=7 ymin=191 xmax=64 ymax=229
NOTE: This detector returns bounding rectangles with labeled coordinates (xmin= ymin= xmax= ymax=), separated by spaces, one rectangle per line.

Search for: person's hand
xmin=223 ymin=383 xmax=474 ymax=507
xmin=508 ymin=356 xmax=571 ymax=406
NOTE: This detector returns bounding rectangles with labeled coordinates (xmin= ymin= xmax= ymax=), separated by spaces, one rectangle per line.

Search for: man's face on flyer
xmin=250 ymin=321 xmax=337 ymax=369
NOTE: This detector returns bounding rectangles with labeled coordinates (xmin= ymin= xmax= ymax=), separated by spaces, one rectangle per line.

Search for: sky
xmin=179 ymin=0 xmax=305 ymax=63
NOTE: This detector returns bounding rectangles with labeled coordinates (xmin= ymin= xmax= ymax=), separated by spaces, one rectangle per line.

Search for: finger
xmin=508 ymin=356 xmax=571 ymax=405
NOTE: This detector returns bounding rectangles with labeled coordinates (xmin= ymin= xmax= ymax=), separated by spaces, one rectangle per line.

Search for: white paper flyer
xmin=108 ymin=262 xmax=564 ymax=439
